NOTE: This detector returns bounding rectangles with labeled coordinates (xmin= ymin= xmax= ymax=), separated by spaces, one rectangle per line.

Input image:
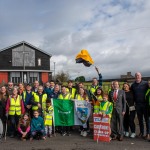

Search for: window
xmin=29 ymin=72 xmax=39 ymax=83
xmin=11 ymin=72 xmax=21 ymax=84
xmin=38 ymin=58 xmax=41 ymax=66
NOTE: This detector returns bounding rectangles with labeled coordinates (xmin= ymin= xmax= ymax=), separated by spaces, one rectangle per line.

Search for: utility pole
xmin=54 ymin=62 xmax=56 ymax=81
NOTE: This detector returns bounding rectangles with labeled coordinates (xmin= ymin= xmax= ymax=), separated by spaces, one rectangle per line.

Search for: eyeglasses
xmin=8 ymin=84 xmax=13 ymax=86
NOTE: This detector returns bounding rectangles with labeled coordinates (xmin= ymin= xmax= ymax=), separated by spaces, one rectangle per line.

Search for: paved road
xmin=0 ymin=131 xmax=149 ymax=150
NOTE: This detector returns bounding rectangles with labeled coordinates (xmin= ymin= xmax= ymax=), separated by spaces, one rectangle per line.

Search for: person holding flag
xmin=58 ymin=86 xmax=71 ymax=136
xmin=75 ymin=87 xmax=89 ymax=137
xmin=66 ymin=80 xmax=76 ymax=99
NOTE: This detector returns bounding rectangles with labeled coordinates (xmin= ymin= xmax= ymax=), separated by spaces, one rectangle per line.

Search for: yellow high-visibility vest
xmin=44 ymin=106 xmax=53 ymax=126
xmin=89 ymin=85 xmax=99 ymax=94
xmin=66 ymin=88 xmax=76 ymax=99
xmin=22 ymin=91 xmax=34 ymax=102
xmin=75 ymin=94 xmax=88 ymax=101
xmin=9 ymin=95 xmax=22 ymax=115
xmin=58 ymin=93 xmax=71 ymax=100
xmin=32 ymin=93 xmax=47 ymax=111
xmin=100 ymin=101 xmax=112 ymax=118
xmin=93 ymin=102 xmax=100 ymax=114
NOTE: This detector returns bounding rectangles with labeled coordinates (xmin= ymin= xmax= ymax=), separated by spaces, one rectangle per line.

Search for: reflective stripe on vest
xmin=66 ymin=88 xmax=76 ymax=99
xmin=96 ymin=95 xmax=103 ymax=101
xmin=32 ymin=93 xmax=47 ymax=110
xmin=44 ymin=106 xmax=53 ymax=126
xmin=90 ymin=85 xmax=99 ymax=94
xmin=58 ymin=93 xmax=71 ymax=100
xmin=9 ymin=96 xmax=21 ymax=115
xmin=75 ymin=94 xmax=84 ymax=100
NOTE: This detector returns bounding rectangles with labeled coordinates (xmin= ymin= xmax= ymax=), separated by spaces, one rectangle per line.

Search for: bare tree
xmin=55 ymin=70 xmax=70 ymax=82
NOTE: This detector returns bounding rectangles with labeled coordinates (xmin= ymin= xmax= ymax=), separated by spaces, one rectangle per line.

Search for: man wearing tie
xmin=109 ymin=81 xmax=126 ymax=141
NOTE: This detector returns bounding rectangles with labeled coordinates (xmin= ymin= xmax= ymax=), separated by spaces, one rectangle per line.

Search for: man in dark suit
xmin=109 ymin=81 xmax=126 ymax=141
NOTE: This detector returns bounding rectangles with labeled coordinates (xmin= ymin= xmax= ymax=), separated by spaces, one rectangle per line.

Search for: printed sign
xmin=93 ymin=114 xmax=110 ymax=142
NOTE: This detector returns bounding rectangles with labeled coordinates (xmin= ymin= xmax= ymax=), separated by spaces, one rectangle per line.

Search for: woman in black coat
xmin=123 ymin=83 xmax=136 ymax=138
xmin=0 ymin=86 xmax=9 ymax=135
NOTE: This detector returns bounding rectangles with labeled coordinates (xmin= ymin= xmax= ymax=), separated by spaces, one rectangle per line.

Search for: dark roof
xmin=0 ymin=41 xmax=52 ymax=57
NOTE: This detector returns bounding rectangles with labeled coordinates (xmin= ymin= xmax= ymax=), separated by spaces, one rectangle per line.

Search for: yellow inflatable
xmin=75 ymin=49 xmax=94 ymax=67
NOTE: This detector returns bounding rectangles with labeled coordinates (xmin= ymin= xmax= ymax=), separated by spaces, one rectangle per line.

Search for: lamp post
xmin=54 ymin=62 xmax=56 ymax=81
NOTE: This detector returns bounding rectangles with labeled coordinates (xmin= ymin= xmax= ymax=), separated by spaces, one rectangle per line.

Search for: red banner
xmin=93 ymin=114 xmax=110 ymax=142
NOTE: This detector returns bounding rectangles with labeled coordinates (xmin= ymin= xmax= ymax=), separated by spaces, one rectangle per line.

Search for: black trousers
xmin=9 ymin=115 xmax=20 ymax=136
xmin=136 ymin=104 xmax=149 ymax=135
xmin=61 ymin=126 xmax=70 ymax=134
xmin=123 ymin=109 xmax=136 ymax=133
xmin=111 ymin=108 xmax=124 ymax=137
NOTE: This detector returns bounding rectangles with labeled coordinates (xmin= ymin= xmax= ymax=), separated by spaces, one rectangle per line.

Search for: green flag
xmin=52 ymin=99 xmax=74 ymax=126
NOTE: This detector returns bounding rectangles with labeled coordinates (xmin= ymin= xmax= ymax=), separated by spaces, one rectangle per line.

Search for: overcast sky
xmin=0 ymin=0 xmax=150 ymax=80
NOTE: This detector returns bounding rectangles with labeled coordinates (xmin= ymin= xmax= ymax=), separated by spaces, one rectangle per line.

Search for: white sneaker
xmin=130 ymin=133 xmax=136 ymax=138
xmin=124 ymin=131 xmax=126 ymax=136
xmin=125 ymin=132 xmax=129 ymax=137
xmin=82 ymin=131 xmax=87 ymax=137
xmin=80 ymin=131 xmax=84 ymax=136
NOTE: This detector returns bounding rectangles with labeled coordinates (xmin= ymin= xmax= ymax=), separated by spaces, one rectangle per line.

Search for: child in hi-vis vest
xmin=99 ymin=93 xmax=113 ymax=139
xmin=44 ymin=99 xmax=53 ymax=137
xmin=99 ymin=94 xmax=113 ymax=119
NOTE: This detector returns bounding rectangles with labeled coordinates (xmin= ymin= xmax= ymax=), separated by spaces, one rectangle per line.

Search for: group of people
xmin=0 ymin=68 xmax=150 ymax=143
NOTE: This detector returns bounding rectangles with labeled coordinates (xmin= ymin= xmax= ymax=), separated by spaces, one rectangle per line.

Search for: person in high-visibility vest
xmin=89 ymin=66 xmax=102 ymax=96
xmin=66 ymin=80 xmax=76 ymax=99
xmin=99 ymin=93 xmax=113 ymax=140
xmin=99 ymin=94 xmax=113 ymax=119
xmin=92 ymin=87 xmax=103 ymax=113
xmin=108 ymin=81 xmax=114 ymax=95
xmin=31 ymin=86 xmax=47 ymax=117
xmin=44 ymin=98 xmax=53 ymax=138
xmin=6 ymin=87 xmax=25 ymax=138
xmin=58 ymin=86 xmax=71 ymax=100
xmin=22 ymin=83 xmax=33 ymax=114
xmin=31 ymin=80 xmax=39 ymax=93
xmin=58 ymin=86 xmax=71 ymax=136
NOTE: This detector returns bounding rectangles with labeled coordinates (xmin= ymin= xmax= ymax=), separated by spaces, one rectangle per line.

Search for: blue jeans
xmin=31 ymin=130 xmax=45 ymax=138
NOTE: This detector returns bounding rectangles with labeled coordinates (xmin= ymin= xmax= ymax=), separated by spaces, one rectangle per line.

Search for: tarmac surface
xmin=0 ymin=130 xmax=149 ymax=150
